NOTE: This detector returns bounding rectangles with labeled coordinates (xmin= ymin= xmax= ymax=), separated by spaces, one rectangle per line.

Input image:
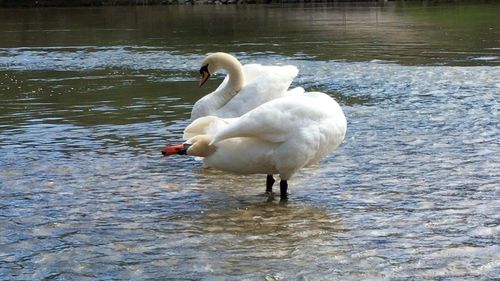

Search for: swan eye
xmin=199 ymin=64 xmax=209 ymax=75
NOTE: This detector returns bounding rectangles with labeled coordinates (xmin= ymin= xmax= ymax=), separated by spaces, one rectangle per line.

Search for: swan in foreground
xmin=162 ymin=92 xmax=347 ymax=200
xmin=192 ymin=52 xmax=303 ymax=120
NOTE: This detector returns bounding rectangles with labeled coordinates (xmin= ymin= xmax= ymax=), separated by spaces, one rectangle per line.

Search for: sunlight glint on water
xmin=1 ymin=3 xmax=499 ymax=280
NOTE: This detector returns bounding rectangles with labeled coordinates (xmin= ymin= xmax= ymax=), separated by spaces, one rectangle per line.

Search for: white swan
xmin=163 ymin=92 xmax=347 ymax=200
xmin=192 ymin=52 xmax=303 ymax=120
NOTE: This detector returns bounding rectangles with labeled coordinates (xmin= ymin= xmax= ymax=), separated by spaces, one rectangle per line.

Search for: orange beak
xmin=199 ymin=71 xmax=210 ymax=87
xmin=161 ymin=144 xmax=190 ymax=156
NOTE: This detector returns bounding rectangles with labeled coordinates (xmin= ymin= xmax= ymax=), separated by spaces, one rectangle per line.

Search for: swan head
xmin=198 ymin=52 xmax=243 ymax=88
xmin=162 ymin=135 xmax=216 ymax=158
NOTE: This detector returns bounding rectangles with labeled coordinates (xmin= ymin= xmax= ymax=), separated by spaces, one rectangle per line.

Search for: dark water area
xmin=1 ymin=2 xmax=499 ymax=280
xmin=0 ymin=2 xmax=499 ymax=65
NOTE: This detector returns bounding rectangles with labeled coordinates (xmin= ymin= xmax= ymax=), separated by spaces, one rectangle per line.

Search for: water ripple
xmin=1 ymin=50 xmax=499 ymax=279
xmin=0 ymin=46 xmax=201 ymax=72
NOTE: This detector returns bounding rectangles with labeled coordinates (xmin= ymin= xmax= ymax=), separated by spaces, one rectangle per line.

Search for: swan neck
xmin=213 ymin=58 xmax=244 ymax=110
xmin=186 ymin=135 xmax=216 ymax=157
xmin=194 ymin=53 xmax=245 ymax=117
xmin=225 ymin=63 xmax=244 ymax=93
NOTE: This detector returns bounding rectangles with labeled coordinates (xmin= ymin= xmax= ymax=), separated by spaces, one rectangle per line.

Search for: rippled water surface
xmin=1 ymin=2 xmax=499 ymax=280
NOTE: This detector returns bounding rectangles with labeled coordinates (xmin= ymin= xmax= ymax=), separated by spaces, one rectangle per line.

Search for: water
xmin=1 ymin=2 xmax=499 ymax=280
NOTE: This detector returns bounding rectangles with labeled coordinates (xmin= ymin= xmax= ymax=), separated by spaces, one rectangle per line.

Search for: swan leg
xmin=280 ymin=180 xmax=288 ymax=200
xmin=266 ymin=175 xmax=275 ymax=194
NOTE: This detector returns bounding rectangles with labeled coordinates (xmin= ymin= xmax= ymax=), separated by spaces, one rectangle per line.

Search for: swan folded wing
xmin=242 ymin=64 xmax=298 ymax=84
xmin=211 ymin=94 xmax=331 ymax=145
xmin=241 ymin=64 xmax=267 ymax=82
xmin=247 ymin=65 xmax=299 ymax=96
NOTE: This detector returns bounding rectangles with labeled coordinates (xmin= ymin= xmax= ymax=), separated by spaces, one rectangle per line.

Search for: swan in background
xmin=163 ymin=92 xmax=347 ymax=200
xmin=192 ymin=52 xmax=304 ymax=120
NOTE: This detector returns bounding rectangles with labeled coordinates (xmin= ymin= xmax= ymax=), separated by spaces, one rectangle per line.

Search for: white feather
xmin=188 ymin=92 xmax=347 ymax=180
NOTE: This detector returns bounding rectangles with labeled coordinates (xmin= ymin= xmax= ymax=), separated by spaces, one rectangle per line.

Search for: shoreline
xmin=0 ymin=0 xmax=489 ymax=8
xmin=1 ymin=0 xmax=419 ymax=8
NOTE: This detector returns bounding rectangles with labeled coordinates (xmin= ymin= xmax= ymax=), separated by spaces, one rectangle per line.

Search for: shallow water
xmin=1 ymin=2 xmax=499 ymax=280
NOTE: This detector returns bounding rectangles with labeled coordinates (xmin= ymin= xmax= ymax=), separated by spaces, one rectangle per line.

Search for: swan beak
xmin=198 ymin=72 xmax=210 ymax=87
xmin=199 ymin=64 xmax=210 ymax=87
xmin=199 ymin=71 xmax=210 ymax=87
xmin=161 ymin=143 xmax=191 ymax=156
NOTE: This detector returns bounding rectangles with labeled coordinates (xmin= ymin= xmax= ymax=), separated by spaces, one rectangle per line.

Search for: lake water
xmin=1 ymin=2 xmax=499 ymax=280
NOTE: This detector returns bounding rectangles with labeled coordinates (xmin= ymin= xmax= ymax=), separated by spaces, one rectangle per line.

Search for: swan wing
xmin=211 ymin=92 xmax=343 ymax=144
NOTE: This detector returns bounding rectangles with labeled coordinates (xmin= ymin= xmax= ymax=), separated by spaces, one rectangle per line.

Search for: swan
xmin=191 ymin=52 xmax=304 ymax=188
xmin=191 ymin=52 xmax=304 ymax=120
xmin=163 ymin=92 xmax=347 ymax=200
